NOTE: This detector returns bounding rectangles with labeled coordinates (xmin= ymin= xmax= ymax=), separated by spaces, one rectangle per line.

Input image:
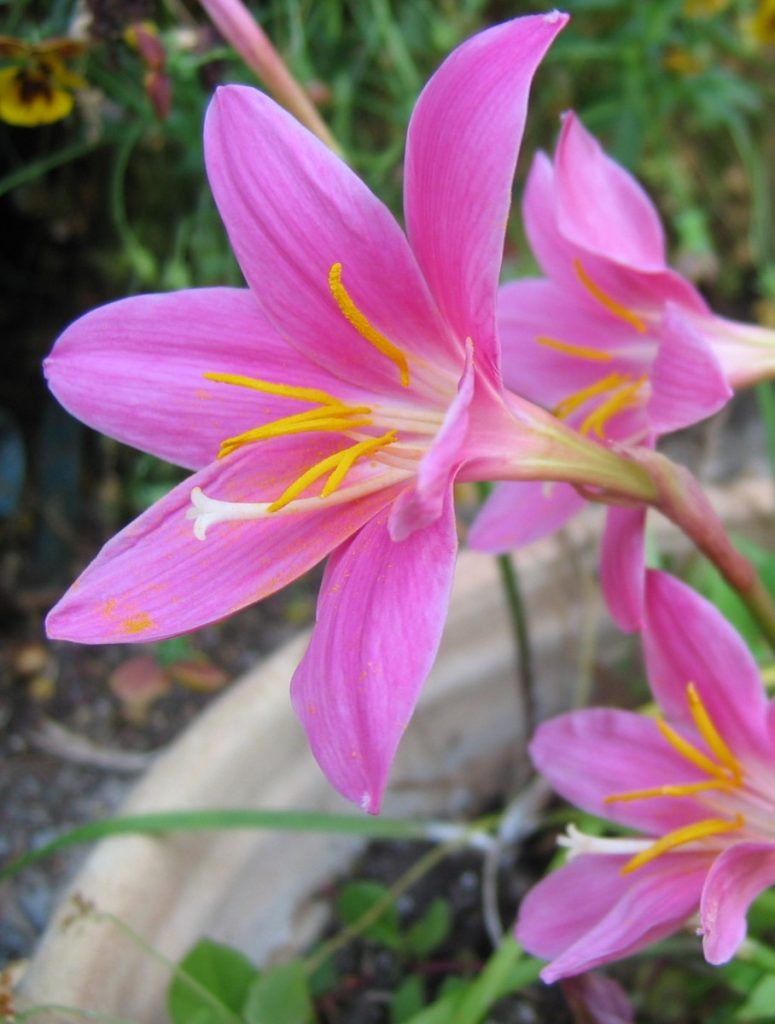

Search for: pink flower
xmin=517 ymin=569 xmax=775 ymax=981
xmin=46 ymin=13 xmax=649 ymax=813
xmin=470 ymin=112 xmax=775 ymax=630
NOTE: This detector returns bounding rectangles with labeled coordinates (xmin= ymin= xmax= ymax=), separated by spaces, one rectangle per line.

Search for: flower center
xmin=603 ymin=683 xmax=746 ymax=874
xmin=535 ymin=260 xmax=650 ymax=440
xmin=187 ymin=264 xmax=439 ymax=538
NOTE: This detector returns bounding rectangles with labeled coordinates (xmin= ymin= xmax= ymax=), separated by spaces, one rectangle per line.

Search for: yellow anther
xmin=553 ymin=372 xmax=628 ymax=420
xmin=578 ymin=375 xmax=647 ymax=439
xmin=686 ymin=683 xmax=743 ymax=784
xmin=536 ymin=335 xmax=614 ymax=363
xmin=620 ymin=814 xmax=744 ymax=875
xmin=217 ymin=407 xmax=372 ymax=459
xmin=656 ymin=718 xmax=734 ymax=782
xmin=328 ymin=263 xmax=410 ymax=387
xmin=203 ymin=372 xmax=349 ymax=410
xmin=605 ymin=779 xmax=735 ymax=804
xmin=574 ymin=259 xmax=648 ymax=334
xmin=268 ymin=430 xmax=397 ymax=512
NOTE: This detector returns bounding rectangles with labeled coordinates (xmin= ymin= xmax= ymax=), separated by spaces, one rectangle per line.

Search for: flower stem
xmin=636 ymin=450 xmax=775 ymax=653
xmin=495 ymin=553 xmax=536 ymax=738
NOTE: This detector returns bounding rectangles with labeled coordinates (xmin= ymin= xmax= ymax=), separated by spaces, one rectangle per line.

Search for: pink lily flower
xmin=517 ymin=569 xmax=775 ymax=981
xmin=45 ymin=13 xmax=649 ymax=814
xmin=470 ymin=112 xmax=775 ymax=630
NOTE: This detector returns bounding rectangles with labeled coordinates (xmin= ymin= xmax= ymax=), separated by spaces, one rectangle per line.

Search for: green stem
xmin=756 ymin=381 xmax=775 ymax=484
xmin=495 ymin=553 xmax=535 ymax=738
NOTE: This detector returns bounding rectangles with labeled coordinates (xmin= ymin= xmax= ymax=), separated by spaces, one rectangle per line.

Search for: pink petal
xmin=648 ymin=304 xmax=731 ymax=435
xmin=691 ymin=312 xmax=775 ymax=390
xmin=46 ymin=438 xmax=400 ymax=644
xmin=498 ymin=278 xmax=645 ymax=408
xmin=467 ymin=480 xmax=584 ymax=553
xmin=523 ymin=147 xmax=708 ymax=317
xmin=600 ymin=506 xmax=647 ymax=631
xmin=519 ymin=853 xmax=708 ymax=982
xmin=553 ymin=112 xmax=666 ymax=271
xmin=404 ymin=12 xmax=568 ymax=383
xmin=44 ymin=289 xmax=363 ymax=471
xmin=388 ymin=344 xmax=475 ymax=541
xmin=204 ymin=86 xmax=459 ymax=398
xmin=291 ymin=492 xmax=458 ymax=813
xmin=530 ymin=708 xmax=714 ymax=834
xmin=701 ymin=843 xmax=775 ymax=964
xmin=643 ymin=570 xmax=770 ymax=757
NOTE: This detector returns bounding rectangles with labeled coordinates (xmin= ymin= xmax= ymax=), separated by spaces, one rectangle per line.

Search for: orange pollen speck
xmin=120 ymin=612 xmax=155 ymax=635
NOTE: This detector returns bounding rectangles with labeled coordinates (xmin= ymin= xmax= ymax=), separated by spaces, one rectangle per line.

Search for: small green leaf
xmin=735 ymin=973 xmax=775 ymax=1021
xmin=168 ymin=938 xmax=259 ymax=1024
xmin=243 ymin=960 xmax=314 ymax=1024
xmin=405 ymin=899 xmax=453 ymax=958
xmin=335 ymin=880 xmax=403 ymax=949
xmin=391 ymin=974 xmax=425 ymax=1023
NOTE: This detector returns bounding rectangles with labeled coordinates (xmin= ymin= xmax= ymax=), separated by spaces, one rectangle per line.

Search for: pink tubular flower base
xmin=44 ymin=13 xmax=657 ymax=813
xmin=470 ymin=112 xmax=775 ymax=631
xmin=517 ymin=569 xmax=775 ymax=981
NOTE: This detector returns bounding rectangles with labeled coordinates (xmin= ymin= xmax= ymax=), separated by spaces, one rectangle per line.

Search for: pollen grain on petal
xmin=119 ymin=612 xmax=156 ymax=635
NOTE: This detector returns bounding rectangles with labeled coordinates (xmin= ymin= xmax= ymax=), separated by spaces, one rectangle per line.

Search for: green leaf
xmin=391 ymin=974 xmax=425 ymax=1023
xmin=168 ymin=938 xmax=259 ymax=1024
xmin=405 ymin=899 xmax=453 ymax=958
xmin=243 ymin=961 xmax=313 ymax=1024
xmin=735 ymin=973 xmax=775 ymax=1021
xmin=335 ymin=880 xmax=403 ymax=950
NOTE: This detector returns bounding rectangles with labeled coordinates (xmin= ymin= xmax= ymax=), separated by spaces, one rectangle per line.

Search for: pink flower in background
xmin=470 ymin=112 xmax=775 ymax=630
xmin=517 ymin=569 xmax=775 ymax=981
xmin=45 ymin=13 xmax=645 ymax=814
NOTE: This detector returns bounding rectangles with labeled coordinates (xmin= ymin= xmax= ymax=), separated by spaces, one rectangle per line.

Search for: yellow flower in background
xmin=0 ymin=36 xmax=87 ymax=126
xmin=683 ymin=0 xmax=729 ymax=17
xmin=751 ymin=0 xmax=775 ymax=43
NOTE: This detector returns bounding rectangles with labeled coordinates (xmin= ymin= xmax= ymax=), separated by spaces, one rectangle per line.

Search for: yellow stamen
xmin=268 ymin=431 xmax=397 ymax=512
xmin=217 ymin=407 xmax=372 ymax=459
xmin=620 ymin=814 xmax=744 ymax=875
xmin=578 ymin=375 xmax=647 ymax=438
xmin=656 ymin=718 xmax=734 ymax=782
xmin=574 ymin=259 xmax=648 ymax=334
xmin=553 ymin=372 xmax=628 ymax=420
xmin=605 ymin=779 xmax=735 ymax=804
xmin=536 ymin=335 xmax=614 ymax=363
xmin=328 ymin=263 xmax=410 ymax=387
xmin=686 ymin=683 xmax=743 ymax=784
xmin=203 ymin=371 xmax=348 ymax=409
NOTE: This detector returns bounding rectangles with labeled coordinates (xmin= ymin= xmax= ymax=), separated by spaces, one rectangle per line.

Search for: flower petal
xmin=701 ymin=843 xmax=775 ymax=964
xmin=689 ymin=312 xmax=775 ymax=390
xmin=44 ymin=289 xmax=362 ymax=471
xmin=468 ymin=480 xmax=584 ymax=553
xmin=46 ymin=438 xmax=400 ymax=644
xmin=530 ymin=707 xmax=715 ymax=834
xmin=642 ymin=570 xmax=770 ymax=756
xmin=388 ymin=344 xmax=474 ymax=541
xmin=600 ymin=506 xmax=647 ymax=631
xmin=523 ymin=146 xmax=708 ymax=317
xmin=291 ymin=491 xmax=458 ymax=813
xmin=519 ymin=853 xmax=708 ymax=982
xmin=204 ymin=85 xmax=459 ymax=398
xmin=553 ymin=112 xmax=666 ymax=271
xmin=648 ymin=304 xmax=731 ymax=435
xmin=404 ymin=12 xmax=568 ymax=383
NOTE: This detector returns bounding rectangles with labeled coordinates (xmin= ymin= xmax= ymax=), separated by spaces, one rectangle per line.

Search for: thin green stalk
xmin=756 ymin=381 xmax=775 ymax=484
xmin=0 ymin=808 xmax=463 ymax=884
xmin=475 ymin=483 xmax=535 ymax=738
xmin=495 ymin=552 xmax=535 ymax=738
